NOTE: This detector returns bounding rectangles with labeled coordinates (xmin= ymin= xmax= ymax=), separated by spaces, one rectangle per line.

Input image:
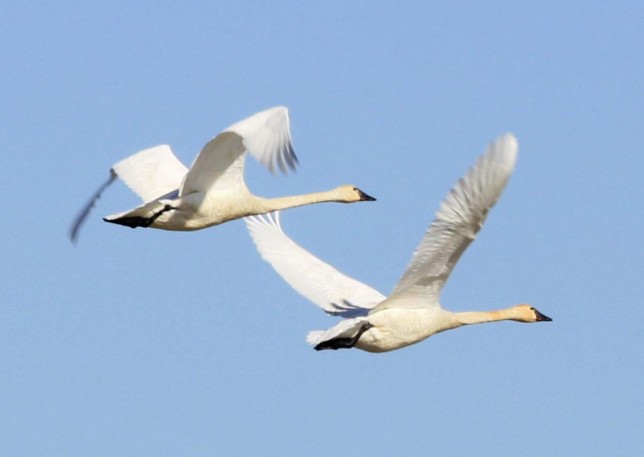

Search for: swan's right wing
xmin=375 ymin=134 xmax=518 ymax=311
xmin=245 ymin=212 xmax=386 ymax=317
xmin=112 ymin=145 xmax=188 ymax=203
xmin=224 ymin=106 xmax=297 ymax=174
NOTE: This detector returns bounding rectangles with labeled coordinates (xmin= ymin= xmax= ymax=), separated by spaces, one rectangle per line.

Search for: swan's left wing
xmin=245 ymin=212 xmax=386 ymax=317
xmin=376 ymin=134 xmax=518 ymax=311
xmin=181 ymin=107 xmax=297 ymax=195
xmin=111 ymin=145 xmax=188 ymax=202
xmin=69 ymin=145 xmax=187 ymax=243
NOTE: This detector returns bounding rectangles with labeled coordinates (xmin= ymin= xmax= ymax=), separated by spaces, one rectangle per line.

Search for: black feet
xmin=314 ymin=322 xmax=373 ymax=351
xmin=104 ymin=204 xmax=176 ymax=229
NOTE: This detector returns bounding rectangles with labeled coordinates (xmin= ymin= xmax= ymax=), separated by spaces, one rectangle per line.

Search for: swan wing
xmin=69 ymin=171 xmax=117 ymax=243
xmin=69 ymin=145 xmax=187 ymax=243
xmin=377 ymin=133 xmax=518 ymax=311
xmin=225 ymin=106 xmax=298 ymax=174
xmin=245 ymin=212 xmax=386 ymax=317
xmin=180 ymin=106 xmax=297 ymax=195
xmin=112 ymin=145 xmax=188 ymax=202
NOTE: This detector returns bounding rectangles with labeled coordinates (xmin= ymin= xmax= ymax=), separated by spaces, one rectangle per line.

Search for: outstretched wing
xmin=225 ymin=106 xmax=297 ymax=174
xmin=180 ymin=106 xmax=298 ymax=195
xmin=245 ymin=212 xmax=386 ymax=317
xmin=375 ymin=133 xmax=518 ymax=311
xmin=69 ymin=145 xmax=187 ymax=243
xmin=112 ymin=145 xmax=187 ymax=202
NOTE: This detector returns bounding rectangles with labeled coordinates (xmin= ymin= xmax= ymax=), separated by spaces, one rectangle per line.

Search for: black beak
xmin=534 ymin=309 xmax=552 ymax=322
xmin=357 ymin=189 xmax=376 ymax=201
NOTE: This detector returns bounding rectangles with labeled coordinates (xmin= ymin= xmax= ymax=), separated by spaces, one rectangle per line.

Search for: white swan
xmin=245 ymin=133 xmax=551 ymax=353
xmin=69 ymin=106 xmax=375 ymax=242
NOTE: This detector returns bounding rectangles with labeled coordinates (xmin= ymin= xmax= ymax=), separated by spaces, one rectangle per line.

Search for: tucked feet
xmin=104 ymin=204 xmax=176 ymax=229
xmin=314 ymin=322 xmax=373 ymax=351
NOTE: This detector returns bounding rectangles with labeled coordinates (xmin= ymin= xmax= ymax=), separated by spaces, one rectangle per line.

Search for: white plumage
xmin=70 ymin=107 xmax=374 ymax=242
xmin=246 ymin=134 xmax=552 ymax=353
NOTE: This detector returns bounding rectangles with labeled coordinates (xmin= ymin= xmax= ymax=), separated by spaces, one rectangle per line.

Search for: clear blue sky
xmin=1 ymin=1 xmax=642 ymax=455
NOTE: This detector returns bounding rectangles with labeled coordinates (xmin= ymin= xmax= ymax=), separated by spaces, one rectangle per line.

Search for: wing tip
xmin=68 ymin=170 xmax=118 ymax=244
xmin=227 ymin=106 xmax=298 ymax=176
xmin=490 ymin=132 xmax=518 ymax=171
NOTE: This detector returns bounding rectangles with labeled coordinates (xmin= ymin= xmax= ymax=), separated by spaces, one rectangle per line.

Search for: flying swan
xmin=245 ymin=133 xmax=551 ymax=353
xmin=69 ymin=106 xmax=375 ymax=242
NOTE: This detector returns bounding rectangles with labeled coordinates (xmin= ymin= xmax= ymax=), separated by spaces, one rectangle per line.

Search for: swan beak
xmin=534 ymin=309 xmax=552 ymax=322
xmin=357 ymin=190 xmax=376 ymax=201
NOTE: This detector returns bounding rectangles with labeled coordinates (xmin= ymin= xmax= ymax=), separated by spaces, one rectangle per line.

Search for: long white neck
xmin=454 ymin=307 xmax=524 ymax=326
xmin=254 ymin=188 xmax=349 ymax=212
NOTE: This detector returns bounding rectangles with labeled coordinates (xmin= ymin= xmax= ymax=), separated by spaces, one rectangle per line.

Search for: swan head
xmin=337 ymin=185 xmax=377 ymax=203
xmin=511 ymin=304 xmax=552 ymax=323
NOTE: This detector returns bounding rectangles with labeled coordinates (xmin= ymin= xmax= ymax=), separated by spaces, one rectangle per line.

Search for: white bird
xmin=69 ymin=106 xmax=375 ymax=242
xmin=245 ymin=133 xmax=551 ymax=353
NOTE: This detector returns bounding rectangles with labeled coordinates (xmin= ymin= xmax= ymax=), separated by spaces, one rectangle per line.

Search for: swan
xmin=245 ymin=133 xmax=551 ymax=353
xmin=69 ymin=106 xmax=375 ymax=242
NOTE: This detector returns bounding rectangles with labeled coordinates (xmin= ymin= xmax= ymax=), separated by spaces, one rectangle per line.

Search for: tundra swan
xmin=245 ymin=133 xmax=551 ymax=353
xmin=69 ymin=106 xmax=375 ymax=242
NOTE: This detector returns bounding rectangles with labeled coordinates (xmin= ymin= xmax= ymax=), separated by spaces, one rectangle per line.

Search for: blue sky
xmin=1 ymin=1 xmax=642 ymax=455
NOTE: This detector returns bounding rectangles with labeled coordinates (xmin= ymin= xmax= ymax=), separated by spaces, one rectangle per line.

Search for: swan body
xmin=70 ymin=106 xmax=375 ymax=242
xmin=245 ymin=133 xmax=551 ymax=353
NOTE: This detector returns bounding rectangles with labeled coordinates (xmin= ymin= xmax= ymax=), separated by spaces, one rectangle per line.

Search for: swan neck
xmin=260 ymin=189 xmax=341 ymax=211
xmin=455 ymin=308 xmax=517 ymax=326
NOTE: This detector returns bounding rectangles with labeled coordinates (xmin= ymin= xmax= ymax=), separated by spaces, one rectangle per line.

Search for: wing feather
xmin=225 ymin=106 xmax=298 ymax=174
xmin=181 ymin=107 xmax=298 ymax=195
xmin=378 ymin=133 xmax=518 ymax=310
xmin=69 ymin=145 xmax=187 ymax=243
xmin=245 ymin=212 xmax=385 ymax=317
xmin=112 ymin=145 xmax=187 ymax=202
xmin=68 ymin=171 xmax=117 ymax=243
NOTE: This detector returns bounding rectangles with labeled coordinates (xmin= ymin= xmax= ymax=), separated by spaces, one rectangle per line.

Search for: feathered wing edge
xmin=112 ymin=145 xmax=188 ymax=202
xmin=245 ymin=211 xmax=385 ymax=318
xmin=180 ymin=107 xmax=298 ymax=196
xmin=224 ymin=106 xmax=298 ymax=174
xmin=377 ymin=133 xmax=518 ymax=311
xmin=69 ymin=145 xmax=187 ymax=243
xmin=69 ymin=170 xmax=118 ymax=243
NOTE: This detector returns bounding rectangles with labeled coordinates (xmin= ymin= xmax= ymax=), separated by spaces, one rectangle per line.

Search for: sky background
xmin=1 ymin=1 xmax=643 ymax=455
